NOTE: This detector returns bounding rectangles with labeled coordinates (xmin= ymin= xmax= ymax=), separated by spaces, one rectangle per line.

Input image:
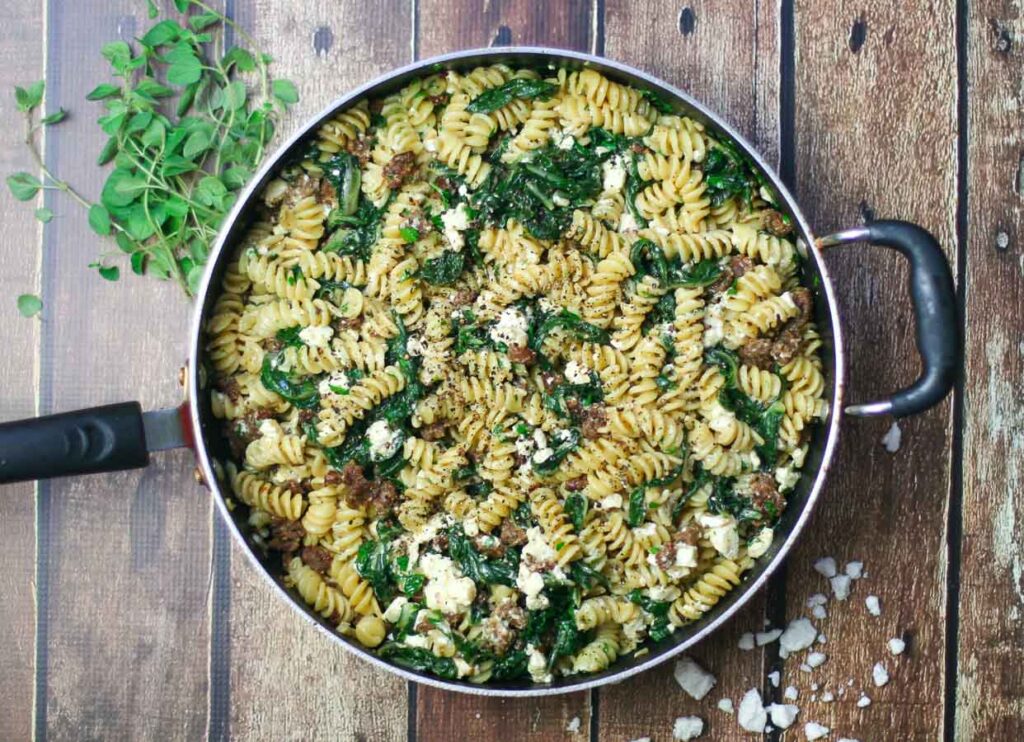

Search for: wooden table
xmin=0 ymin=1 xmax=1019 ymax=739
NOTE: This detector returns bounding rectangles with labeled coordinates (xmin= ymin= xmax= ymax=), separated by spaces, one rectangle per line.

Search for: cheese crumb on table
xmin=813 ymin=557 xmax=838 ymax=578
xmin=768 ymin=670 xmax=780 ymax=687
xmin=674 ymin=656 xmax=716 ymax=700
xmin=838 ymin=738 xmax=862 ymax=742
xmin=784 ymin=686 xmax=799 ymax=701
xmin=672 ymin=716 xmax=704 ymax=741
xmin=888 ymin=637 xmax=906 ymax=655
xmin=755 ymin=628 xmax=783 ymax=646
xmin=804 ymin=721 xmax=831 ymax=740
xmin=865 ymin=595 xmax=881 ymax=616
xmin=737 ymin=632 xmax=755 ymax=650
xmin=881 ymin=420 xmax=902 ymax=452
xmin=857 ymin=694 xmax=871 ymax=707
xmin=737 ymin=688 xmax=767 ymax=733
xmin=767 ymin=703 xmax=800 ymax=730
xmin=717 ymin=698 xmax=735 ymax=714
xmin=872 ymin=661 xmax=890 ymax=687
xmin=807 ymin=651 xmax=827 ymax=668
xmin=845 ymin=561 xmax=864 ymax=579
xmin=566 ymin=717 xmax=581 ymax=733
xmin=821 ymin=691 xmax=835 ymax=703
xmin=780 ymin=618 xmax=818 ymax=654
xmin=830 ymin=574 xmax=852 ymax=601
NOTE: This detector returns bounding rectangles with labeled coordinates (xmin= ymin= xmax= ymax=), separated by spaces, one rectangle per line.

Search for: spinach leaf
xmin=491 ymin=649 xmax=529 ymax=680
xmin=627 ymin=588 xmax=672 ymax=642
xmin=624 ymin=149 xmax=649 ymax=227
xmin=532 ymin=428 xmax=582 ymax=476
xmin=447 ymin=525 xmax=518 ymax=586
xmin=701 ymin=139 xmax=774 ymax=208
xmin=355 ymin=538 xmax=392 ymax=601
xmin=466 ymin=78 xmax=558 ymax=114
xmin=707 ymin=477 xmax=762 ymax=524
xmin=672 ymin=469 xmax=712 ymax=524
xmin=511 ymin=501 xmax=534 ymax=530
xmin=705 ymin=345 xmax=783 ymax=465
xmin=630 ymin=238 xmax=669 ymax=283
xmin=378 ymin=643 xmax=458 ymax=679
xmin=530 ymin=308 xmax=609 ymax=354
xmin=420 ymin=250 xmax=465 ymax=285
xmin=275 ymin=325 xmax=305 ymax=348
xmin=626 ymin=487 xmax=647 ymax=528
xmin=393 ymin=554 xmax=426 ymax=596
xmin=549 ymin=612 xmax=582 ymax=669
xmin=323 ymin=195 xmax=387 ymax=260
xmin=564 ymin=493 xmax=588 ymax=533
xmin=640 ymin=88 xmax=675 ymax=115
xmin=260 ymin=356 xmax=319 ymax=408
xmin=669 ymin=258 xmax=724 ymax=288
xmin=569 ymin=560 xmax=609 ymax=591
xmin=321 ymin=152 xmax=360 ymax=216
xmin=542 ymin=377 xmax=604 ymax=420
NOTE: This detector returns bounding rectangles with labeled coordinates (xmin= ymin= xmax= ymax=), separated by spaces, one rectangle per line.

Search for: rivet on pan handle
xmin=817 ymin=219 xmax=959 ymax=418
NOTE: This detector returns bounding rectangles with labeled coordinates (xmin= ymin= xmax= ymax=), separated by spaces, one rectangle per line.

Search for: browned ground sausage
xmin=738 ymin=338 xmax=775 ymax=370
xmin=383 ymin=151 xmax=417 ymax=188
xmin=580 ymin=405 xmax=608 ymax=440
xmin=761 ymin=209 xmax=794 ymax=237
xmin=268 ymin=519 xmax=306 ymax=553
xmin=564 ymin=475 xmax=588 ymax=492
xmin=507 ymin=344 xmax=538 ymax=365
xmin=499 ymin=519 xmax=527 ymax=548
xmin=301 ymin=545 xmax=333 ymax=575
xmin=419 ymin=422 xmax=447 ymax=441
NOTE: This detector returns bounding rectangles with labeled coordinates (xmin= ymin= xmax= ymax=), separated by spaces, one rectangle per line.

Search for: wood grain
xmin=599 ymin=2 xmax=782 ymax=739
xmin=779 ymin=2 xmax=957 ymax=740
xmin=225 ymin=3 xmax=412 ymax=740
xmin=955 ymin=1 xmax=1024 ymax=738
xmin=413 ymin=4 xmax=595 ymax=739
xmin=38 ymin=1 xmax=210 ymax=738
xmin=0 ymin=0 xmax=44 ymax=739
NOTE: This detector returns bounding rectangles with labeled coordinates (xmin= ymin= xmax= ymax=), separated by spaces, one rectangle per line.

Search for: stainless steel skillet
xmin=0 ymin=48 xmax=958 ymax=696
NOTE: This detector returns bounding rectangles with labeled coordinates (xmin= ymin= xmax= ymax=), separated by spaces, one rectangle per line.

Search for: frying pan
xmin=0 ymin=48 xmax=959 ymax=696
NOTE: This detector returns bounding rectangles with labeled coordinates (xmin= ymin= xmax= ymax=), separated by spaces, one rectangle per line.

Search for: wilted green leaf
xmin=16 ymin=294 xmax=42 ymax=317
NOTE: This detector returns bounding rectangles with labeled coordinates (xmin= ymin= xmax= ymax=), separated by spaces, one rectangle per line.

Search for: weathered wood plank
xmin=955 ymin=1 xmax=1024 ymax=739
xmin=413 ymin=4 xmax=594 ymax=739
xmin=39 ymin=2 xmax=210 ymax=738
xmin=225 ymin=3 xmax=412 ymax=740
xmin=779 ymin=2 xmax=957 ymax=739
xmin=0 ymin=0 xmax=44 ymax=739
xmin=599 ymin=2 xmax=781 ymax=739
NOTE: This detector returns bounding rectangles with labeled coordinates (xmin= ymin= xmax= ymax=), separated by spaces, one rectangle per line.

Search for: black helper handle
xmin=818 ymin=219 xmax=959 ymax=418
xmin=0 ymin=402 xmax=150 ymax=484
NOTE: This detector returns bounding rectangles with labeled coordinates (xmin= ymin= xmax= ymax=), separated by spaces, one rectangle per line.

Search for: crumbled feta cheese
xmin=780 ymin=618 xmax=818 ymax=653
xmin=812 ymin=604 xmax=828 ymax=620
xmin=556 ymin=134 xmax=575 ymax=150
xmin=775 ymin=465 xmax=801 ymax=492
xmin=888 ymin=637 xmax=906 ymax=655
xmin=881 ymin=420 xmax=902 ymax=452
xmin=865 ymin=595 xmax=881 ymax=616
xmin=807 ymin=593 xmax=828 ymax=608
xmin=602 ymin=156 xmax=627 ymax=192
xmin=784 ymin=686 xmax=799 ymax=701
xmin=318 ymin=370 xmax=352 ymax=396
xmin=258 ymin=419 xmax=280 ymax=438
xmin=768 ymin=670 xmax=780 ymax=687
xmin=737 ymin=688 xmax=767 ymax=733
xmin=807 ymin=651 xmax=827 ymax=668
xmin=441 ymin=203 xmax=471 ymax=251
xmin=845 ymin=561 xmax=864 ymax=579
xmin=872 ymin=662 xmax=889 ymax=687
xmin=717 ymin=698 xmax=734 ymax=714
xmin=838 ymin=739 xmax=862 ymax=742
xmin=489 ymin=306 xmax=529 ymax=347
xmin=552 ymin=193 xmax=570 ymax=207
xmin=564 ymin=359 xmax=592 ymax=384
xmin=420 ymin=554 xmax=477 ymax=613
xmin=404 ymin=633 xmax=430 ymax=649
xmin=755 ymin=628 xmax=783 ymax=646
xmin=299 ymin=325 xmax=334 ymax=348
xmin=804 ymin=721 xmax=830 ymax=740
xmin=767 ymin=703 xmax=799 ymax=730
xmin=818 ymin=634 xmax=827 ymax=644
xmin=857 ymin=694 xmax=871 ymax=707
xmin=811 ymin=682 xmax=819 ymax=691
xmin=830 ymin=575 xmax=852 ymax=601
xmin=702 ymin=301 xmax=724 ymax=346
xmin=382 ymin=597 xmax=408 ymax=623
xmin=697 ymin=512 xmax=740 ymax=559
xmin=517 ymin=566 xmax=547 ymax=610
xmin=523 ymin=526 xmax=556 ymax=564
xmin=566 ymin=717 xmax=581 ymax=733
xmin=821 ymin=691 xmax=835 ymax=703
xmin=674 ymin=656 xmax=716 ymax=700
xmin=532 ymin=447 xmax=554 ymax=464
xmin=458 ymin=184 xmax=469 ymax=197
xmin=647 ymin=585 xmax=680 ymax=602
xmin=673 ymin=716 xmax=704 ymax=741
xmin=747 ymin=527 xmax=774 ymax=558
xmin=526 ymin=643 xmax=553 ymax=683
xmin=367 ymin=419 xmax=402 ymax=462
xmin=619 ymin=211 xmax=639 ymax=233
xmin=423 ymin=137 xmax=437 ymax=152
xmin=800 ymin=663 xmax=812 ymax=673
xmin=600 ymin=493 xmax=623 ymax=510
xmin=737 ymin=632 xmax=755 ymax=651
xmin=406 ymin=336 xmax=425 ymax=357
xmin=813 ymin=557 xmax=838 ymax=578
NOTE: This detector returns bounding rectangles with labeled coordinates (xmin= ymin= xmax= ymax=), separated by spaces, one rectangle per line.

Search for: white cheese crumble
xmin=382 ymin=597 xmax=408 ymax=623
xmin=784 ymin=686 xmax=799 ymax=701
xmin=804 ymin=721 xmax=830 ymax=740
xmin=566 ymin=717 xmax=581 ymax=733
xmin=697 ymin=512 xmax=740 ymax=559
xmin=602 ymin=156 xmax=627 ymax=192
xmin=258 ymin=419 xmax=280 ymax=438
xmin=737 ymin=688 xmax=767 ymax=733
xmin=830 ymin=574 xmax=852 ymax=601
xmin=768 ymin=670 xmax=780 ymax=687
xmin=821 ymin=691 xmax=835 ymax=703
xmin=888 ymin=637 xmax=906 ymax=655
xmin=556 ymin=133 xmax=575 ymax=150
xmin=673 ymin=656 xmax=716 ymax=700
xmin=813 ymin=557 xmax=838 ymax=578
xmin=564 ymin=359 xmax=592 ymax=384
xmin=619 ymin=211 xmax=639 ymax=233
xmin=865 ymin=594 xmax=881 ymax=616
xmin=702 ymin=301 xmax=725 ymax=347
xmin=747 ymin=527 xmax=774 ymax=558
xmin=419 ymin=553 xmax=477 ymax=614
xmin=647 ymin=585 xmax=681 ymax=602
xmin=441 ymin=203 xmax=471 ymax=251
xmin=318 ymin=370 xmax=352 ymax=396
xmin=717 ymin=698 xmax=734 ymax=714
xmin=299 ymin=325 xmax=334 ymax=348
xmin=857 ymin=694 xmax=871 ymax=708
xmin=367 ymin=419 xmax=402 ymax=462
xmin=526 ymin=643 xmax=553 ymax=683
xmin=807 ymin=651 xmax=827 ymax=668
xmin=881 ymin=420 xmax=902 ymax=452
xmin=517 ymin=567 xmax=547 ymax=610
xmin=838 ymin=739 xmax=863 ymax=742
xmin=489 ymin=306 xmax=529 ymax=347
xmin=767 ymin=703 xmax=799 ymax=730
xmin=600 ymin=493 xmax=623 ymax=510
xmin=775 ymin=465 xmax=801 ymax=492
xmin=737 ymin=632 xmax=755 ymax=651
xmin=755 ymin=628 xmax=783 ymax=646
xmin=845 ymin=561 xmax=864 ymax=579
xmin=872 ymin=662 xmax=889 ymax=687
xmin=672 ymin=716 xmax=704 ymax=741
xmin=779 ymin=618 xmax=818 ymax=653
xmin=406 ymin=335 xmax=425 ymax=357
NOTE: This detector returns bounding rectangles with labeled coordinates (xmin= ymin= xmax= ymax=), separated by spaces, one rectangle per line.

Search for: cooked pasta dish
xmin=205 ymin=64 xmax=828 ymax=683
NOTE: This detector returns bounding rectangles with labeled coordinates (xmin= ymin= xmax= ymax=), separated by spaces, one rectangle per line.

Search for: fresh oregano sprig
xmin=7 ymin=0 xmax=298 ymax=302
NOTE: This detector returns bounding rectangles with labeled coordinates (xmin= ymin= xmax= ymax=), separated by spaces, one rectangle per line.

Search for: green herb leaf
xmin=466 ymin=78 xmax=558 ymax=113
xmin=271 ymin=79 xmax=299 ymax=105
xmin=100 ymin=41 xmax=132 ymax=73
xmin=86 ymin=83 xmax=121 ymax=101
xmin=97 ymin=265 xmax=120 ymax=281
xmin=40 ymin=109 xmax=68 ymax=125
xmin=627 ymin=487 xmax=647 ymax=528
xmin=6 ymin=172 xmax=41 ymax=201
xmin=14 ymin=80 xmax=45 ymax=112
xmin=398 ymin=226 xmax=420 ymax=244
xmin=189 ymin=12 xmax=221 ymax=31
xmin=165 ymin=41 xmax=203 ymax=85
xmin=34 ymin=207 xmax=53 ymax=223
xmin=564 ymin=493 xmax=588 ymax=533
xmin=16 ymin=293 xmax=42 ymax=317
xmin=140 ymin=19 xmax=181 ymax=47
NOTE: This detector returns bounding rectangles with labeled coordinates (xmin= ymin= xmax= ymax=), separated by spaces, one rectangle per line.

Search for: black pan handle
xmin=0 ymin=403 xmax=188 ymax=484
xmin=818 ymin=219 xmax=959 ymax=418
